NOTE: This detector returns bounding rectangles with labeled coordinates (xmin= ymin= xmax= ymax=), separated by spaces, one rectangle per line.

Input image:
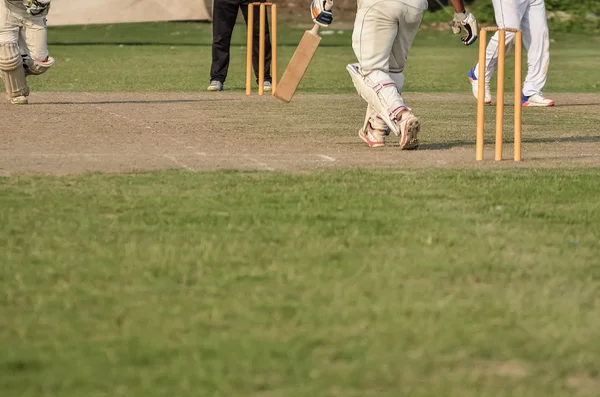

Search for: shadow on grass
xmin=486 ymin=102 xmax=600 ymax=108
xmin=30 ymin=99 xmax=241 ymax=105
xmin=419 ymin=135 xmax=600 ymax=150
xmin=554 ymin=103 xmax=600 ymax=107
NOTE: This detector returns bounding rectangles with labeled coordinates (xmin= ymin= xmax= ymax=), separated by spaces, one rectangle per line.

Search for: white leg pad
xmin=389 ymin=71 xmax=405 ymax=94
xmin=0 ymin=43 xmax=29 ymax=98
xmin=366 ymin=106 xmax=389 ymax=132
xmin=371 ymin=71 xmax=404 ymax=131
xmin=347 ymin=63 xmax=405 ymax=136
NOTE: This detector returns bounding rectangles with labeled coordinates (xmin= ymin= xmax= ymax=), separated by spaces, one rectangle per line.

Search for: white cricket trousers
xmin=475 ymin=0 xmax=550 ymax=96
xmin=352 ymin=0 xmax=426 ymax=127
xmin=0 ymin=0 xmax=49 ymax=61
xmin=352 ymin=0 xmax=426 ymax=84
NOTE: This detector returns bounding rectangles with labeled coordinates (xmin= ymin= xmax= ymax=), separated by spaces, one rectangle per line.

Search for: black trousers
xmin=210 ymin=0 xmax=272 ymax=83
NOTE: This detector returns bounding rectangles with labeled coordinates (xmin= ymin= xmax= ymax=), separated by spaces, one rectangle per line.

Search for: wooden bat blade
xmin=273 ymin=30 xmax=321 ymax=103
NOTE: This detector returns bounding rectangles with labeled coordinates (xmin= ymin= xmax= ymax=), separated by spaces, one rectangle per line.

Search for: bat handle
xmin=309 ymin=24 xmax=320 ymax=36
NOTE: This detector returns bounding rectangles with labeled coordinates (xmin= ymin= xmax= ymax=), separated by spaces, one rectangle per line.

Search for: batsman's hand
xmin=451 ymin=12 xmax=479 ymax=46
xmin=24 ymin=0 xmax=51 ymax=16
xmin=311 ymin=0 xmax=334 ymax=28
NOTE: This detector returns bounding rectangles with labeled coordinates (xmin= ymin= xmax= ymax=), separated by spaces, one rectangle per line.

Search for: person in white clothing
xmin=468 ymin=0 xmax=554 ymax=107
xmin=311 ymin=0 xmax=479 ymax=149
xmin=0 ymin=0 xmax=54 ymax=105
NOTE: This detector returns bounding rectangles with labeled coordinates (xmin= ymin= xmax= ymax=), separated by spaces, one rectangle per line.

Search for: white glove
xmin=310 ymin=0 xmax=334 ymax=28
xmin=452 ymin=12 xmax=479 ymax=46
xmin=23 ymin=0 xmax=51 ymax=16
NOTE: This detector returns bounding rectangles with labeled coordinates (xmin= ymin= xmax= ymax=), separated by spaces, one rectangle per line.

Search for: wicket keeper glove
xmin=311 ymin=0 xmax=334 ymax=27
xmin=451 ymin=12 xmax=479 ymax=46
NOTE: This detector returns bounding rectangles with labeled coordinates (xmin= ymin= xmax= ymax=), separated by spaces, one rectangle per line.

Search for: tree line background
xmin=278 ymin=0 xmax=599 ymax=32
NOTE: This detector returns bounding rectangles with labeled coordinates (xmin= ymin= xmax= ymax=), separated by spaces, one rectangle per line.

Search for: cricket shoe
xmin=393 ymin=107 xmax=420 ymax=150
xmin=358 ymin=121 xmax=387 ymax=148
xmin=468 ymin=67 xmax=492 ymax=105
xmin=522 ymin=93 xmax=554 ymax=107
xmin=263 ymin=81 xmax=272 ymax=92
xmin=10 ymin=95 xmax=28 ymax=105
xmin=207 ymin=80 xmax=224 ymax=91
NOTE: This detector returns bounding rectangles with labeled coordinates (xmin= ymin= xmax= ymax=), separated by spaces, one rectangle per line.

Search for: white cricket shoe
xmin=207 ymin=80 xmax=224 ymax=91
xmin=358 ymin=121 xmax=387 ymax=148
xmin=522 ymin=93 xmax=555 ymax=107
xmin=10 ymin=95 xmax=28 ymax=105
xmin=393 ymin=108 xmax=420 ymax=150
xmin=468 ymin=67 xmax=492 ymax=105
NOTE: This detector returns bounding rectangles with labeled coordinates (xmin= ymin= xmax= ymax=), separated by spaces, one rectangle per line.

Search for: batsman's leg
xmin=349 ymin=0 xmax=403 ymax=144
xmin=389 ymin=7 xmax=423 ymax=150
xmin=0 ymin=2 xmax=28 ymax=103
xmin=0 ymin=43 xmax=29 ymax=104
xmin=20 ymin=16 xmax=54 ymax=77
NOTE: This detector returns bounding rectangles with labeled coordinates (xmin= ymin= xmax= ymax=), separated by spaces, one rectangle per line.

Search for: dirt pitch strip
xmin=1 ymin=92 xmax=599 ymax=175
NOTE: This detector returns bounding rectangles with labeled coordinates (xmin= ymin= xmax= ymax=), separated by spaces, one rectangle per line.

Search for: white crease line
xmin=163 ymin=154 xmax=194 ymax=171
xmin=27 ymin=153 xmax=117 ymax=157
xmin=318 ymin=155 xmax=336 ymax=162
xmin=159 ymin=133 xmax=206 ymax=155
xmin=245 ymin=155 xmax=275 ymax=171
xmin=82 ymin=154 xmax=100 ymax=162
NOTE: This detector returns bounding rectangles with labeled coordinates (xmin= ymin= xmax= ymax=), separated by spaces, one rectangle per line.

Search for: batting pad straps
xmin=0 ymin=43 xmax=29 ymax=98
xmin=0 ymin=43 xmax=22 ymax=70
xmin=346 ymin=64 xmax=404 ymax=135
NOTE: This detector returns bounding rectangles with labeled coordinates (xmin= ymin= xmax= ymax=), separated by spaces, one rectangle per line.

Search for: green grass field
xmin=2 ymin=21 xmax=600 ymax=397
xmin=33 ymin=22 xmax=600 ymax=93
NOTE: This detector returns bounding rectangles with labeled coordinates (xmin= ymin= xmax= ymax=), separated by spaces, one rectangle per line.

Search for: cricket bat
xmin=273 ymin=24 xmax=322 ymax=103
xmin=274 ymin=0 xmax=333 ymax=103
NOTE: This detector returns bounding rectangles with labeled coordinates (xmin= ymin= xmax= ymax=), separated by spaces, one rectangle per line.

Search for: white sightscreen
xmin=47 ymin=0 xmax=213 ymax=26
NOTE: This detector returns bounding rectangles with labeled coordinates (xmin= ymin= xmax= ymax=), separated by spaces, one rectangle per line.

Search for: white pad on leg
xmin=347 ymin=63 xmax=404 ymax=135
xmin=366 ymin=106 xmax=389 ymax=132
xmin=0 ymin=43 xmax=29 ymax=98
xmin=389 ymin=71 xmax=405 ymax=94
xmin=367 ymin=70 xmax=403 ymax=132
xmin=22 ymin=54 xmax=55 ymax=76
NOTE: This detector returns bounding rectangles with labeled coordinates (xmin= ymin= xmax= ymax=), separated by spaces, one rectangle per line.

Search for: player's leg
xmin=349 ymin=1 xmax=398 ymax=148
xmin=387 ymin=6 xmax=423 ymax=150
xmin=20 ymin=12 xmax=54 ymax=78
xmin=520 ymin=0 xmax=553 ymax=106
xmin=209 ymin=0 xmax=239 ymax=90
xmin=469 ymin=0 xmax=525 ymax=104
xmin=0 ymin=3 xmax=29 ymax=104
xmin=364 ymin=28 xmax=409 ymax=137
xmin=241 ymin=1 xmax=272 ymax=90
xmin=348 ymin=0 xmax=424 ymax=148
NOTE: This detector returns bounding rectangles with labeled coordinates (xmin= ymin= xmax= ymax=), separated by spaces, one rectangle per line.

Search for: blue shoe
xmin=207 ymin=80 xmax=224 ymax=91
xmin=468 ymin=67 xmax=491 ymax=104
